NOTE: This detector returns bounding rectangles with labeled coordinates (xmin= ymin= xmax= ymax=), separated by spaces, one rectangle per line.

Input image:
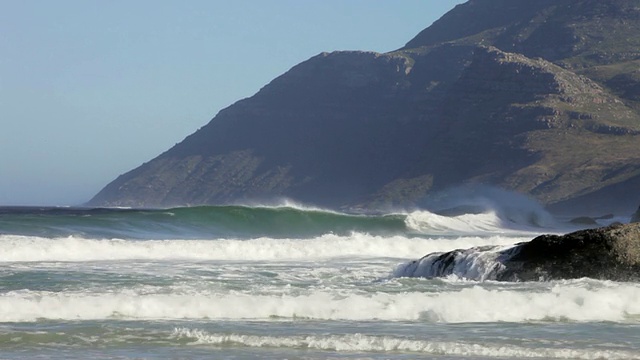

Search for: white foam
xmin=233 ymin=198 xmax=339 ymax=213
xmin=172 ymin=329 xmax=637 ymax=359
xmin=404 ymin=210 xmax=549 ymax=235
xmin=393 ymin=245 xmax=512 ymax=281
xmin=418 ymin=186 xmax=560 ymax=229
xmin=3 ymin=281 xmax=640 ymax=323
xmin=0 ymin=234 xmax=526 ymax=262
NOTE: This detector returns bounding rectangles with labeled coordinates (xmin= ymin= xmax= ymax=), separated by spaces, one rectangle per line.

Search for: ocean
xmin=1 ymin=204 xmax=639 ymax=359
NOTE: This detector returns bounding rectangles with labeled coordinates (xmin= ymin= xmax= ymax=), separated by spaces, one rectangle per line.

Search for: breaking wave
xmin=172 ymin=329 xmax=638 ymax=359
xmin=0 ymin=202 xmax=557 ymax=240
xmin=0 ymin=234 xmax=525 ymax=262
xmin=4 ymin=281 xmax=640 ymax=323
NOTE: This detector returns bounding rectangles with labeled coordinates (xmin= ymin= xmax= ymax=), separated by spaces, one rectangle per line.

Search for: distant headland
xmin=89 ymin=0 xmax=640 ymax=216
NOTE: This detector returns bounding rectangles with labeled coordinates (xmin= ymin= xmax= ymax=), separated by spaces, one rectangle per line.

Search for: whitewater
xmin=1 ymin=204 xmax=639 ymax=359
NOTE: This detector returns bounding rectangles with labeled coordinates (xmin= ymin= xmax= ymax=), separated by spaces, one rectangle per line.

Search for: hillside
xmin=89 ymin=0 xmax=640 ymax=215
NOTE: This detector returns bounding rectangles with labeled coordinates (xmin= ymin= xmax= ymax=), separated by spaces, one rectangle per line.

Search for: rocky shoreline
xmin=499 ymin=222 xmax=640 ymax=281
xmin=399 ymin=222 xmax=640 ymax=282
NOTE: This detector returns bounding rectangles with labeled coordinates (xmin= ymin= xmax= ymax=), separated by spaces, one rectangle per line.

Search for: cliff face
xmin=90 ymin=52 xmax=423 ymax=207
xmin=89 ymin=0 xmax=640 ymax=213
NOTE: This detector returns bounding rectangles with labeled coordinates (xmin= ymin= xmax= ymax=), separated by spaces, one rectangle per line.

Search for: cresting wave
xmin=3 ymin=281 xmax=640 ymax=323
xmin=0 ymin=234 xmax=525 ymax=262
xmin=0 ymin=204 xmax=554 ymax=240
xmin=405 ymin=210 xmax=547 ymax=235
xmin=0 ymin=205 xmax=405 ymax=239
xmin=172 ymin=329 xmax=638 ymax=359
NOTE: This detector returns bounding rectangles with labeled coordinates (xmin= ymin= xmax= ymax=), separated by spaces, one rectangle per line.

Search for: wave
xmin=404 ymin=210 xmax=536 ymax=235
xmin=0 ymin=205 xmax=407 ymax=239
xmin=3 ymin=280 xmax=640 ymax=323
xmin=420 ymin=185 xmax=559 ymax=227
xmin=172 ymin=329 xmax=637 ymax=359
xmin=1 ymin=326 xmax=634 ymax=358
xmin=0 ymin=234 xmax=525 ymax=262
xmin=0 ymin=204 xmax=558 ymax=240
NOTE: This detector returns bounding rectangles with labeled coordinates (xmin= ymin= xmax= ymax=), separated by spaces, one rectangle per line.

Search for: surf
xmin=0 ymin=202 xmax=563 ymax=241
xmin=0 ymin=233 xmax=526 ymax=262
xmin=172 ymin=329 xmax=638 ymax=359
xmin=0 ymin=205 xmax=408 ymax=239
xmin=3 ymin=280 xmax=640 ymax=324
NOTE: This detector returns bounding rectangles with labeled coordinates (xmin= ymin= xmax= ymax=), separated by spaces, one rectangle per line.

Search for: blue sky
xmin=0 ymin=0 xmax=465 ymax=206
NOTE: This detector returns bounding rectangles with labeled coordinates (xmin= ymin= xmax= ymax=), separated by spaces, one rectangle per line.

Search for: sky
xmin=0 ymin=0 xmax=465 ymax=206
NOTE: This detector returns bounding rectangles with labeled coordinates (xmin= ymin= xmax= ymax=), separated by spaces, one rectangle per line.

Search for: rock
xmin=500 ymin=223 xmax=640 ymax=281
xmin=398 ymin=223 xmax=640 ymax=282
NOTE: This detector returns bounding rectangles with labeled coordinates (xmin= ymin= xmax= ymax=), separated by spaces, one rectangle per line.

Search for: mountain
xmin=89 ymin=0 xmax=640 ymax=215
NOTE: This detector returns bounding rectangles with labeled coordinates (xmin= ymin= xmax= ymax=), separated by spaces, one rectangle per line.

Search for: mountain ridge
xmin=89 ymin=0 xmax=640 ymax=215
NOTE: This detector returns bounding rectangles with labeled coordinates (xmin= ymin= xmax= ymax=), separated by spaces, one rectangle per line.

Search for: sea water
xmin=1 ymin=205 xmax=639 ymax=359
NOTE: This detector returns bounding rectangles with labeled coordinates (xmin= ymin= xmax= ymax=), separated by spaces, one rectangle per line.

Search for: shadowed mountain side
xmin=405 ymin=0 xmax=640 ymax=67
xmin=404 ymin=0 xmax=561 ymax=50
xmin=361 ymin=46 xmax=640 ymax=210
xmin=89 ymin=0 xmax=640 ymax=212
xmin=548 ymin=173 xmax=640 ymax=216
xmin=632 ymin=205 xmax=640 ymax=223
xmin=90 ymin=51 xmax=443 ymax=207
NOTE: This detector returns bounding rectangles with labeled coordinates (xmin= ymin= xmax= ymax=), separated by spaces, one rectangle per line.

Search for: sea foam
xmin=405 ymin=210 xmax=504 ymax=233
xmin=2 ymin=281 xmax=640 ymax=323
xmin=172 ymin=329 xmax=637 ymax=359
xmin=0 ymin=234 xmax=526 ymax=262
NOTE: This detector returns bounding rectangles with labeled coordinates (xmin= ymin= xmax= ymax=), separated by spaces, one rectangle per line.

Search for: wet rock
xmin=402 ymin=223 xmax=640 ymax=282
xmin=498 ymin=223 xmax=640 ymax=281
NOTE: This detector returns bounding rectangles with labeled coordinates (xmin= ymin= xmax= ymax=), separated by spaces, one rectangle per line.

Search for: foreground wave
xmin=3 ymin=280 xmax=640 ymax=323
xmin=173 ymin=329 xmax=637 ymax=359
xmin=1 ymin=326 xmax=635 ymax=359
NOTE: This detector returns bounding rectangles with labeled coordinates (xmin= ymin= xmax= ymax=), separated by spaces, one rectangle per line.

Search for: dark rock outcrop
xmin=499 ymin=223 xmax=640 ymax=281
xmin=398 ymin=223 xmax=640 ymax=282
xmin=89 ymin=0 xmax=640 ymax=213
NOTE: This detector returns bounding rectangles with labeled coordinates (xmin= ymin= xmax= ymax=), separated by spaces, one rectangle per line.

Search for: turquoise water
xmin=1 ymin=206 xmax=639 ymax=359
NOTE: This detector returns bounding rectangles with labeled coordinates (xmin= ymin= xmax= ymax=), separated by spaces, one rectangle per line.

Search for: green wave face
xmin=0 ymin=206 xmax=409 ymax=240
